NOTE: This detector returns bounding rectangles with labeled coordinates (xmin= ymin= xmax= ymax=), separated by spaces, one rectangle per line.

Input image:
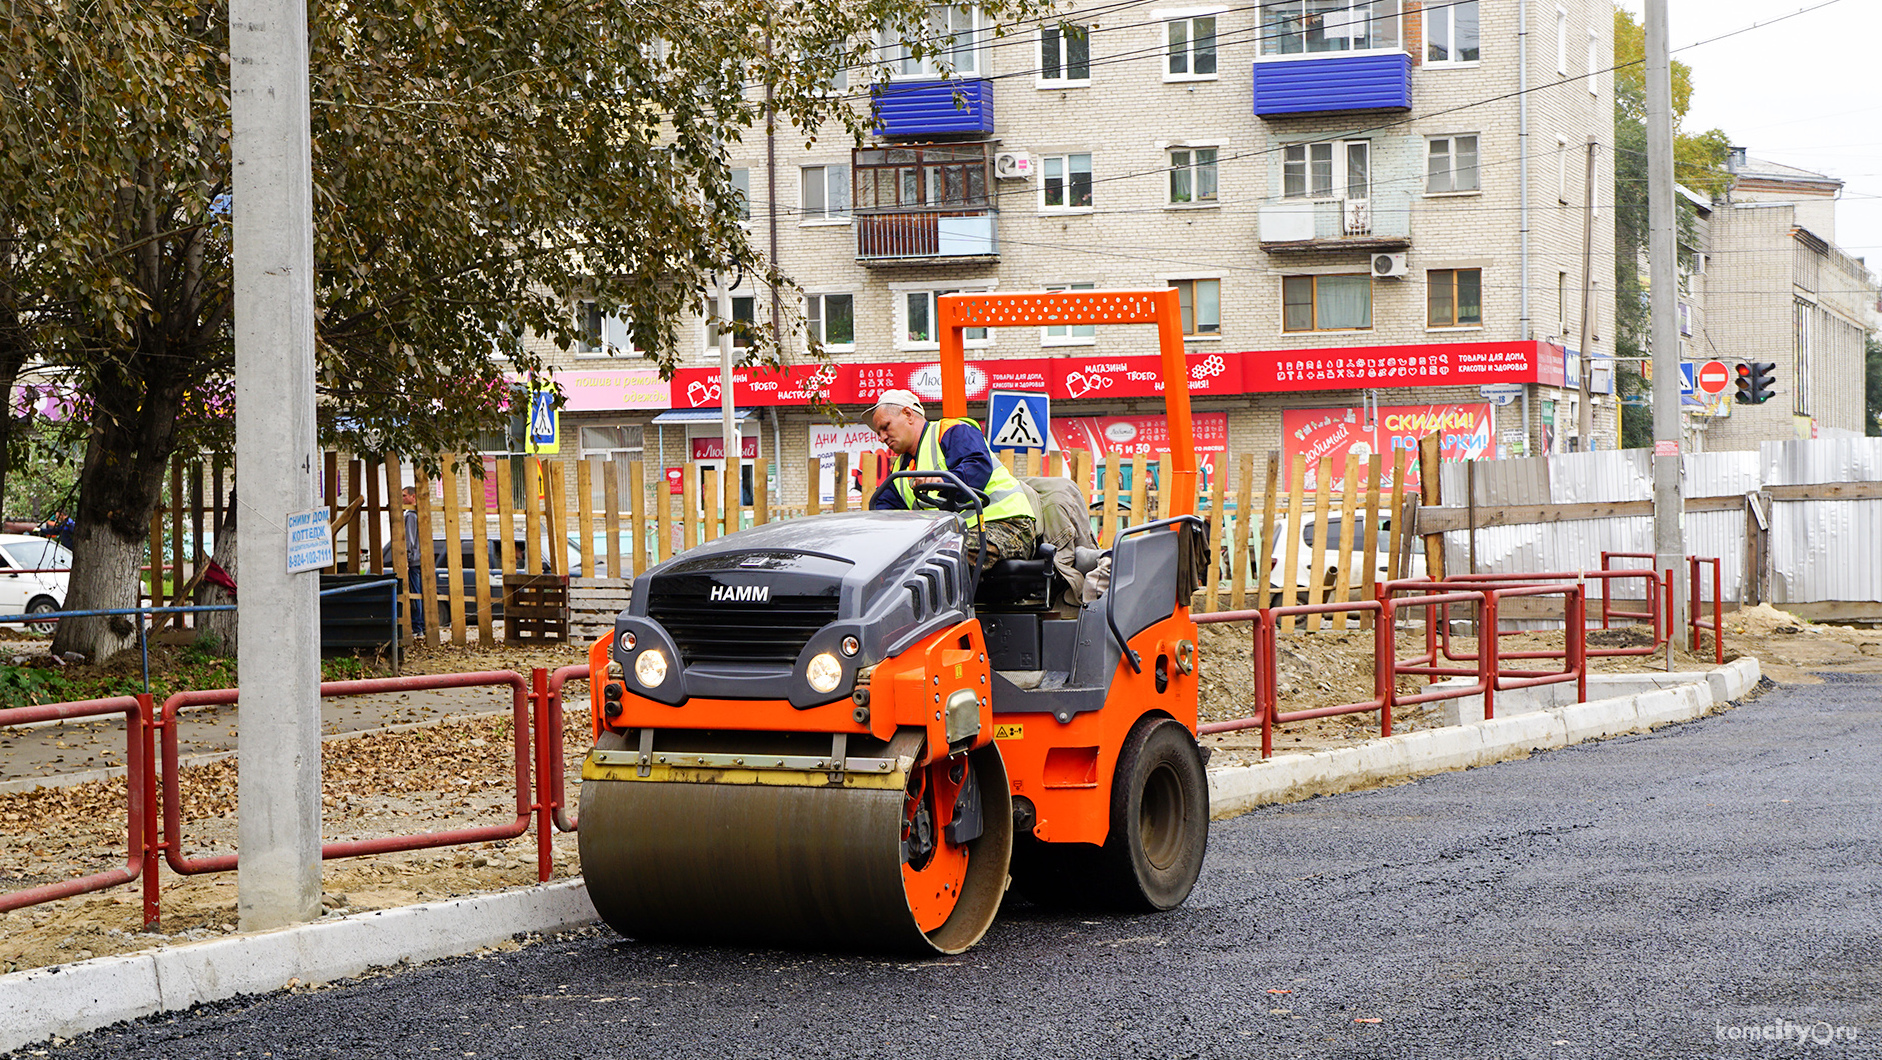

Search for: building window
xmin=1555 ymin=6 xmax=1568 ymax=76
xmin=577 ymin=300 xmax=638 ymax=357
xmin=801 ymin=164 xmax=850 ymax=222
xmin=807 ymin=293 xmax=855 ymax=351
xmin=1427 ymin=269 xmax=1482 ymax=328
xmin=1426 ymin=135 xmax=1479 ymax=193
xmin=705 ymin=293 xmax=756 ymax=359
xmin=1040 ymin=22 xmax=1090 ymax=85
xmin=903 ymin=289 xmax=989 ymax=348
xmin=886 ymin=5 xmax=984 ymax=78
xmin=1556 ymin=134 xmax=1570 ymax=203
xmin=1170 ymin=279 xmax=1221 ymax=336
xmin=1425 ymin=0 xmax=1478 ymax=63
xmin=1041 ymin=153 xmax=1093 ymax=211
xmin=730 ymin=168 xmax=750 ymax=222
xmin=1557 ymin=270 xmax=1569 ymax=337
xmin=1282 ymin=140 xmax=1368 ymax=201
xmin=1043 ymin=283 xmax=1097 ymax=344
xmin=1260 ymin=0 xmax=1400 ymax=56
xmin=1282 ymin=274 xmax=1371 ymax=332
xmin=1168 ymin=147 xmax=1218 ymax=205
xmin=1164 ymin=15 xmax=1218 ymax=79
xmin=854 ymin=143 xmax=991 ymax=211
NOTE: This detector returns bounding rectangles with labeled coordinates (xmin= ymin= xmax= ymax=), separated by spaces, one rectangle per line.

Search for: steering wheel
xmin=911 ymin=480 xmax=990 ymax=513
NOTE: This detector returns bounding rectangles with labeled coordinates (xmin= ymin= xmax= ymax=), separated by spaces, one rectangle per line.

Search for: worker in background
xmin=400 ymin=485 xmax=426 ymax=637
xmin=868 ymin=389 xmax=1035 ymax=570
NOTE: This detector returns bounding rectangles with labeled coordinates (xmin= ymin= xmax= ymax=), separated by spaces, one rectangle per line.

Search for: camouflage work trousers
xmin=966 ymin=516 xmax=1036 ymax=572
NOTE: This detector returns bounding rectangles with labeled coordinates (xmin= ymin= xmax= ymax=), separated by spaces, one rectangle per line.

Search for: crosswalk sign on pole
xmin=527 ymin=385 xmax=560 ymax=454
xmin=986 ymin=390 xmax=1050 ymax=452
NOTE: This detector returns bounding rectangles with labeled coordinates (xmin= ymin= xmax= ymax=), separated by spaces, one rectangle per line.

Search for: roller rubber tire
xmin=1099 ymin=716 xmax=1209 ymax=911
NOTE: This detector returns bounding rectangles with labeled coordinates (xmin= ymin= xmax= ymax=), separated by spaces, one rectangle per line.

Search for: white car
xmin=1263 ymin=512 xmax=1425 ymax=606
xmin=0 ymin=534 xmax=71 ymax=634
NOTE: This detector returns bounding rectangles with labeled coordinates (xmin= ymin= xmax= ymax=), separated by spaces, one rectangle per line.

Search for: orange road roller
xmin=579 ymin=290 xmax=1213 ymax=953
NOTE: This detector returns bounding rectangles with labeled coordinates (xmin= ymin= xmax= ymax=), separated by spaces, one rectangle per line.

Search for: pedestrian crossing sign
xmin=986 ymin=390 xmax=1050 ymax=452
xmin=527 ymin=386 xmax=560 ymax=454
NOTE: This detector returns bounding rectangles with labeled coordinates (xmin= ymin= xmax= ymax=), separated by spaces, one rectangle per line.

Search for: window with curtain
xmin=1168 ymin=147 xmax=1218 ymax=204
xmin=1427 ymin=269 xmax=1482 ymax=328
xmin=1283 ymin=140 xmax=1368 ymax=199
xmin=1041 ymin=153 xmax=1093 ymax=210
xmin=1426 ymin=135 xmax=1479 ymax=193
xmin=886 ymin=5 xmax=983 ymax=77
xmin=801 ymin=164 xmax=851 ymax=221
xmin=1282 ymin=274 xmax=1371 ymax=331
xmin=1170 ymin=279 xmax=1221 ymax=336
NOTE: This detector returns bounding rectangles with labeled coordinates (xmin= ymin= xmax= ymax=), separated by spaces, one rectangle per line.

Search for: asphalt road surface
xmin=19 ymin=674 xmax=1880 ymax=1059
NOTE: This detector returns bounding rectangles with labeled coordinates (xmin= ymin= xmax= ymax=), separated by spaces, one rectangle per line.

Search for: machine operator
xmin=868 ymin=389 xmax=1036 ymax=571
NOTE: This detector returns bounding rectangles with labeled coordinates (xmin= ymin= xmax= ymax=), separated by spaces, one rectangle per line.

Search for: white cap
xmin=871 ymin=389 xmax=926 ymax=417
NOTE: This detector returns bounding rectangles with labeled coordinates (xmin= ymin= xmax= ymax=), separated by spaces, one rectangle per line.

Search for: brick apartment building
xmin=1678 ymin=150 xmax=1877 ymax=450
xmin=525 ymin=0 xmax=1617 ymax=508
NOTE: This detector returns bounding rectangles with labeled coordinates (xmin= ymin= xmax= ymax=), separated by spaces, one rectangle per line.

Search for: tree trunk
xmin=198 ymin=492 xmax=236 ymax=654
xmin=50 ymin=367 xmax=186 ymax=662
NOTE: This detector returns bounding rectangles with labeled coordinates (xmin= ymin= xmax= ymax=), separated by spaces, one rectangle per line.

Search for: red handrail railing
xmin=0 ymin=694 xmax=157 ymax=925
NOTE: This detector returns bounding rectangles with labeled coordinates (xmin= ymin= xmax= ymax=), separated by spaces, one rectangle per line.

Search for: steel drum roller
xmin=578 ymin=735 xmax=1012 ymax=954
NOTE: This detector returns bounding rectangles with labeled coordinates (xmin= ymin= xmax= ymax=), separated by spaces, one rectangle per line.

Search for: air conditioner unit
xmin=1371 ymin=252 xmax=1409 ymax=279
xmin=993 ymin=151 xmax=1032 ymax=180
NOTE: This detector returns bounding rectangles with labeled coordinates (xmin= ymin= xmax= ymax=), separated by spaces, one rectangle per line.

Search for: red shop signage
xmin=669 ymin=363 xmax=841 ymax=409
xmin=1244 ymin=341 xmax=1560 ymax=392
xmin=1048 ymin=352 xmax=1242 ymax=400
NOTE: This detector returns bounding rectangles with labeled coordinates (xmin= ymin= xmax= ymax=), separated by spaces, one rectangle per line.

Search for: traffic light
xmin=1733 ymin=361 xmax=1777 ymax=405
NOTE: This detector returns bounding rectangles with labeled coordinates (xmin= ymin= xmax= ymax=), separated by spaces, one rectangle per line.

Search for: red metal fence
xmin=2 ymin=667 xmax=590 ymax=924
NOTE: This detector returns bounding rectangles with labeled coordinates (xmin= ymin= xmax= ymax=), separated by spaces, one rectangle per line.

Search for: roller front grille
xmin=646 ymin=589 xmax=840 ymax=664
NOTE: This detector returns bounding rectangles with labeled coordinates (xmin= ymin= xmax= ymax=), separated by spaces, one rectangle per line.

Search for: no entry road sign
xmin=1697 ymin=360 xmax=1730 ymax=396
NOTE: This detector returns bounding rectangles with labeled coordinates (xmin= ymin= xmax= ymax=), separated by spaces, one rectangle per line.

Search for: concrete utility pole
xmin=230 ymin=0 xmax=323 ymax=929
xmin=1576 ymin=136 xmax=1597 ymax=447
xmin=1645 ymin=0 xmax=1686 ymax=635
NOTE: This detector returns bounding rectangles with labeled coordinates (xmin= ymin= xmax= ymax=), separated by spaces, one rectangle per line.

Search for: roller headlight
xmin=633 ymin=649 xmax=668 ymax=688
xmin=806 ymin=652 xmax=844 ymax=694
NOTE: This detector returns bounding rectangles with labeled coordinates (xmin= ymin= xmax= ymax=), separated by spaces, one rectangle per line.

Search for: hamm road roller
xmin=579 ymin=290 xmax=1212 ymax=953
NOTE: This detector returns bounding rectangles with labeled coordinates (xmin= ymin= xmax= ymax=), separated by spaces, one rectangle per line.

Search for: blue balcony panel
xmin=872 ymin=79 xmax=995 ymax=138
xmin=1251 ymin=52 xmax=1411 ymax=118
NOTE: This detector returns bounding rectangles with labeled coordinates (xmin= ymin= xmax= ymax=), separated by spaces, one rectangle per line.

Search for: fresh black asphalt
xmin=17 ymin=673 xmax=1880 ymax=1059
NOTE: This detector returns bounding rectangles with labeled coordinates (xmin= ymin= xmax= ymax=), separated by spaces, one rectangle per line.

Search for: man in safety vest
xmin=868 ymin=389 xmax=1037 ymax=570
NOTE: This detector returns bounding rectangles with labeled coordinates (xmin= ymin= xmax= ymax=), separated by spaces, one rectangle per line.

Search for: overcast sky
xmin=1614 ymin=0 xmax=1882 ymax=268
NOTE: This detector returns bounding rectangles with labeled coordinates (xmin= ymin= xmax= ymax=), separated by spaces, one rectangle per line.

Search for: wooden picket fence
xmin=139 ymin=443 xmax=1430 ymax=646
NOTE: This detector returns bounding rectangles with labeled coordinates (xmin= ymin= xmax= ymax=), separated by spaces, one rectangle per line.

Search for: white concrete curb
xmin=1207 ymin=656 xmax=1762 ymax=820
xmin=0 ymin=880 xmax=597 ymax=1054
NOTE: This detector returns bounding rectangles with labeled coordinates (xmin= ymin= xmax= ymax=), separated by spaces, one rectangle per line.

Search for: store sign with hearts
xmin=669 ymin=364 xmax=841 ymax=408
xmin=1050 ymin=352 xmax=1242 ymax=399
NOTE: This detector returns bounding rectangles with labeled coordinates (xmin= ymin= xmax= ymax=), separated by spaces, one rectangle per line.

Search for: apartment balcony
xmin=1251 ymin=52 xmax=1411 ymax=118
xmin=1257 ymin=191 xmax=1411 ymax=251
xmin=871 ymin=79 xmax=995 ymax=138
xmin=855 ymin=209 xmax=999 ymax=266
